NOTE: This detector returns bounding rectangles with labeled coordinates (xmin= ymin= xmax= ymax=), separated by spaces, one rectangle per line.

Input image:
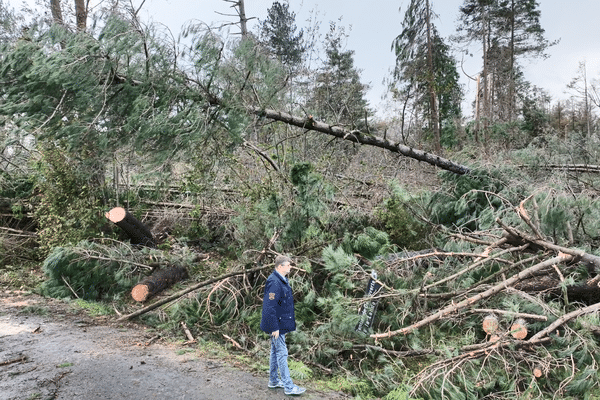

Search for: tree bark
xmin=249 ymin=107 xmax=471 ymax=175
xmin=50 ymin=0 xmax=64 ymax=25
xmin=106 ymin=207 xmax=155 ymax=248
xmin=131 ymin=266 xmax=189 ymax=302
xmin=74 ymin=0 xmax=87 ymax=31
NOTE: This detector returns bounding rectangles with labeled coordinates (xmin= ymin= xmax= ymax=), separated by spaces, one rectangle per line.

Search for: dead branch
xmin=517 ymin=195 xmax=545 ymax=240
xmin=468 ymin=308 xmax=548 ymax=321
xmin=371 ymin=253 xmax=573 ymax=340
xmin=497 ymin=218 xmax=600 ymax=269
xmin=116 ymin=264 xmax=272 ymax=321
xmin=0 ymin=355 xmax=27 ymax=366
xmin=181 ymin=321 xmax=195 ymax=342
xmin=222 ymin=334 xmax=242 ymax=350
xmin=422 ymin=244 xmax=527 ymax=292
xmin=529 ymin=301 xmax=600 ymax=342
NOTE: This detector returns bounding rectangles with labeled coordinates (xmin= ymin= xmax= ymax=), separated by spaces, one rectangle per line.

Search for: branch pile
xmin=367 ymin=195 xmax=600 ymax=398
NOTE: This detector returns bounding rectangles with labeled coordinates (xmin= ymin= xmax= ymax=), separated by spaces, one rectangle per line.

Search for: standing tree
xmin=393 ymin=0 xmax=451 ymax=153
xmin=456 ymin=0 xmax=555 ymax=129
xmin=259 ymin=1 xmax=305 ymax=67
xmin=494 ymin=0 xmax=554 ymax=122
xmin=311 ymin=22 xmax=369 ymax=127
xmin=393 ymin=1 xmax=462 ymax=151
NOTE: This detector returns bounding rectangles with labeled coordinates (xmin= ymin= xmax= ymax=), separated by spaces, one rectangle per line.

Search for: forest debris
xmin=469 ymin=308 xmax=547 ymax=321
xmin=145 ymin=335 xmax=161 ymax=346
xmin=116 ymin=264 xmax=272 ymax=321
xmin=106 ymin=207 xmax=155 ymax=247
xmin=0 ymin=355 xmax=27 ymax=366
xmin=222 ymin=334 xmax=242 ymax=350
xmin=131 ymin=266 xmax=189 ymax=302
xmin=181 ymin=321 xmax=195 ymax=343
xmin=371 ymin=253 xmax=573 ymax=340
xmin=529 ymin=301 xmax=600 ymax=342
xmin=497 ymin=218 xmax=600 ymax=269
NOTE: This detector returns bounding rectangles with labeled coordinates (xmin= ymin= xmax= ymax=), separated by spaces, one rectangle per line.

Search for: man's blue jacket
xmin=260 ymin=270 xmax=296 ymax=335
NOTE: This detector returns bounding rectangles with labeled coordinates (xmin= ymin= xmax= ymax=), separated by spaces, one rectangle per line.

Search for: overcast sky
xmin=17 ymin=0 xmax=599 ymax=117
xmin=136 ymin=0 xmax=600 ymax=118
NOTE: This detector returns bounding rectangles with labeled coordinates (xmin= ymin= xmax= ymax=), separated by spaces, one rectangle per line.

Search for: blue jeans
xmin=269 ymin=334 xmax=294 ymax=391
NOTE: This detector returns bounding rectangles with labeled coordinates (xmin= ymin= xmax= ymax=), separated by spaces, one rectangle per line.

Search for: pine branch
xmin=529 ymin=301 xmax=600 ymax=342
xmin=116 ymin=264 xmax=272 ymax=321
xmin=370 ymin=253 xmax=573 ymax=340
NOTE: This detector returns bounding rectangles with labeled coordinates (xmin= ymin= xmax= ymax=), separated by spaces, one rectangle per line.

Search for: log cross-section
xmin=131 ymin=266 xmax=189 ymax=302
xmin=106 ymin=207 xmax=156 ymax=248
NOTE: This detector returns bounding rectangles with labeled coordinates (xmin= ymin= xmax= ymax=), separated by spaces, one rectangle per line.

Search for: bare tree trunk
xmin=50 ymin=0 xmax=64 ymax=25
xmin=248 ymin=106 xmax=471 ymax=175
xmin=425 ymin=0 xmax=441 ymax=153
xmin=74 ymin=0 xmax=87 ymax=31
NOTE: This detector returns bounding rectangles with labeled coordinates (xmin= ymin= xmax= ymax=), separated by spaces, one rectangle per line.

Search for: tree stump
xmin=510 ymin=318 xmax=528 ymax=340
xmin=482 ymin=314 xmax=499 ymax=335
xmin=131 ymin=266 xmax=189 ymax=302
xmin=106 ymin=207 xmax=155 ymax=247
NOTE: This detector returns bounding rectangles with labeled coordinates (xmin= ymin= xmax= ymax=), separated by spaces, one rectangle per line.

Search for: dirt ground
xmin=0 ymin=291 xmax=348 ymax=400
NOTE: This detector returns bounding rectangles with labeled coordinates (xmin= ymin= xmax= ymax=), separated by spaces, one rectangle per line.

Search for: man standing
xmin=260 ymin=255 xmax=306 ymax=396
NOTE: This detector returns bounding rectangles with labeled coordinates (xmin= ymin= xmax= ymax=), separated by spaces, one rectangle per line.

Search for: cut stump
xmin=131 ymin=266 xmax=189 ymax=302
xmin=482 ymin=314 xmax=499 ymax=335
xmin=510 ymin=318 xmax=528 ymax=340
xmin=106 ymin=207 xmax=155 ymax=248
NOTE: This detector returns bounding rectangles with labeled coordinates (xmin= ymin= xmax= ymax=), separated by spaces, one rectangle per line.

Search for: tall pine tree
xmin=393 ymin=0 xmax=461 ymax=151
xmin=311 ymin=22 xmax=369 ymax=128
xmin=259 ymin=1 xmax=305 ymax=67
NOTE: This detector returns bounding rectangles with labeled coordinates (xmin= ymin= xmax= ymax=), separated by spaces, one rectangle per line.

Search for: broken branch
xmin=371 ymin=253 xmax=573 ymax=340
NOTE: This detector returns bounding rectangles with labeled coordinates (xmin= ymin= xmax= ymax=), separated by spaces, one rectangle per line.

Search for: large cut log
xmin=106 ymin=207 xmax=155 ymax=247
xmin=131 ymin=266 xmax=189 ymax=302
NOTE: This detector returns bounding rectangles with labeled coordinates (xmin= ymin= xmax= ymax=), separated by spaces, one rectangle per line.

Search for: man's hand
xmin=271 ymin=330 xmax=279 ymax=339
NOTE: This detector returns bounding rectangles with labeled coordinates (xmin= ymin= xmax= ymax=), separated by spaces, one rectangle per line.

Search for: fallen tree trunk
xmin=116 ymin=264 xmax=272 ymax=322
xmin=131 ymin=266 xmax=189 ymax=302
xmin=249 ymin=107 xmax=471 ymax=175
xmin=106 ymin=207 xmax=155 ymax=248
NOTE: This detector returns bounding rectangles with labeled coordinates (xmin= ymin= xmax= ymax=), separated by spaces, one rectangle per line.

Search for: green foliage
xmin=39 ymin=241 xmax=145 ymax=301
xmin=341 ymin=227 xmax=391 ymax=260
xmin=33 ymin=146 xmax=105 ymax=256
xmin=231 ymin=162 xmax=334 ymax=252
xmin=259 ymin=2 xmax=305 ymax=67
xmin=429 ymin=166 xmax=522 ymax=231
xmin=375 ymin=182 xmax=430 ymax=250
xmin=384 ymin=386 xmax=422 ymax=400
xmin=310 ymin=22 xmax=370 ymax=126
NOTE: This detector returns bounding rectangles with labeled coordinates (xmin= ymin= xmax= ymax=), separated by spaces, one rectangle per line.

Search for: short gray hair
xmin=274 ymin=255 xmax=291 ymax=267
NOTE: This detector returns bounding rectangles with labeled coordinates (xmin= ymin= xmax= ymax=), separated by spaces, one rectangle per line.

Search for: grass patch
xmin=71 ymin=299 xmax=113 ymax=316
xmin=175 ymin=348 xmax=195 ymax=356
xmin=19 ymin=305 xmax=49 ymax=316
xmin=56 ymin=362 xmax=73 ymax=368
